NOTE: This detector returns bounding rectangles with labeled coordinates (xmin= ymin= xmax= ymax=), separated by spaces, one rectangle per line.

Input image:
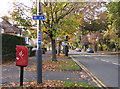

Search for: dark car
xmin=86 ymin=48 xmax=94 ymax=53
xmin=32 ymin=48 xmax=45 ymax=54
xmin=42 ymin=48 xmax=45 ymax=54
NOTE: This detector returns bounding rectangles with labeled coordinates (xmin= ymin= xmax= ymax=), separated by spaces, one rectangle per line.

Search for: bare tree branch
xmin=57 ymin=6 xmax=75 ymax=22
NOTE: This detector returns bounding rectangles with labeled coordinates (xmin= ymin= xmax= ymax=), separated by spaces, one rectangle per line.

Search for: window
xmin=1 ymin=28 xmax=4 ymax=33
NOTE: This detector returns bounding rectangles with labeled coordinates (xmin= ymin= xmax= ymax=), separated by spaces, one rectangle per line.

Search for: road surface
xmin=69 ymin=50 xmax=119 ymax=87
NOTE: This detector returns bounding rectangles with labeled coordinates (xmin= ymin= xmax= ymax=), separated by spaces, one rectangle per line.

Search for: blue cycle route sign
xmin=38 ymin=33 xmax=41 ymax=44
xmin=33 ymin=15 xmax=46 ymax=20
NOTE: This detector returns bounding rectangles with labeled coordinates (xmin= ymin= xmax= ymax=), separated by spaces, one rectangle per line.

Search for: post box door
xmin=16 ymin=45 xmax=28 ymax=66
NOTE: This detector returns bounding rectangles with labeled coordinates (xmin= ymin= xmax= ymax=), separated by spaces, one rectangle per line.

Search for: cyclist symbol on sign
xmin=38 ymin=35 xmax=40 ymax=38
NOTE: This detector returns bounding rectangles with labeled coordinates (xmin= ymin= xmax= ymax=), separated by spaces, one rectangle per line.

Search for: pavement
xmin=1 ymin=51 xmax=97 ymax=87
xmin=1 ymin=50 xmax=119 ymax=87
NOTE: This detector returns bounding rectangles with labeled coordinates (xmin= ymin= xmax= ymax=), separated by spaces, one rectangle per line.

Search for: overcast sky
xmin=0 ymin=0 xmax=35 ymax=17
xmin=0 ymin=0 xmax=113 ymax=17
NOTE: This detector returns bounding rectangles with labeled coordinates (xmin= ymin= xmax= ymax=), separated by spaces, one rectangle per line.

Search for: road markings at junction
xmin=101 ymin=59 xmax=107 ymax=62
xmin=70 ymin=55 xmax=108 ymax=89
xmin=73 ymin=55 xmax=117 ymax=57
xmin=74 ymin=55 xmax=119 ymax=66
xmin=112 ymin=62 xmax=120 ymax=66
xmin=95 ymin=58 xmax=99 ymax=60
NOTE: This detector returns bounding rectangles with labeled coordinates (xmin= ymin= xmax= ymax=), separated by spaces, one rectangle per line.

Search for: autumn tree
xmin=89 ymin=32 xmax=102 ymax=52
xmin=1 ymin=16 xmax=9 ymax=21
xmin=82 ymin=36 xmax=89 ymax=51
xmin=75 ymin=2 xmax=107 ymax=31
xmin=105 ymin=2 xmax=120 ymax=51
xmin=33 ymin=2 xmax=83 ymax=61
xmin=10 ymin=1 xmax=83 ymax=61
xmin=9 ymin=2 xmax=33 ymax=37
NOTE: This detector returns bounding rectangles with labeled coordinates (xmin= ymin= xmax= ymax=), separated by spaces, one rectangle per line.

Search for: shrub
xmin=102 ymin=44 xmax=109 ymax=51
xmin=2 ymin=33 xmax=26 ymax=63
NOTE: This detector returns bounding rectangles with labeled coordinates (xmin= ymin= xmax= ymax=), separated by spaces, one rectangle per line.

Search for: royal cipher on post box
xmin=16 ymin=45 xmax=28 ymax=67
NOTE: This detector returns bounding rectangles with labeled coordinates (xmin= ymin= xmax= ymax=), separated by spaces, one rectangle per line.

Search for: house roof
xmin=0 ymin=18 xmax=20 ymax=34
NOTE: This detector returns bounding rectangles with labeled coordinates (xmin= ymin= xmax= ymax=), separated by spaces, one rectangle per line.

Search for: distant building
xmin=0 ymin=18 xmax=31 ymax=45
xmin=0 ymin=18 xmax=20 ymax=35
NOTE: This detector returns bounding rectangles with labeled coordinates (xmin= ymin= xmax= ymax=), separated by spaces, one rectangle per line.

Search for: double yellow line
xmin=70 ymin=55 xmax=108 ymax=89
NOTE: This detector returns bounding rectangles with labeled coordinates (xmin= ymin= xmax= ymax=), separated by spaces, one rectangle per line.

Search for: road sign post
xmin=33 ymin=0 xmax=46 ymax=85
xmin=36 ymin=0 xmax=42 ymax=84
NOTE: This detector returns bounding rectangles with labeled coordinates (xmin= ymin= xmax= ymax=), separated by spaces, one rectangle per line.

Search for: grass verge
xmin=42 ymin=60 xmax=81 ymax=71
xmin=25 ymin=60 xmax=81 ymax=72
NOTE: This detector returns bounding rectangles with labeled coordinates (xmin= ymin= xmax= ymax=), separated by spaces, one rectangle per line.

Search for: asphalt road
xmin=69 ymin=50 xmax=119 ymax=87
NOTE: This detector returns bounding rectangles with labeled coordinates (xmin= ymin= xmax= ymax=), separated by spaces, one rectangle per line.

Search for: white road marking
xmin=101 ymin=59 xmax=106 ymax=62
xmin=106 ymin=60 xmax=109 ymax=63
xmin=95 ymin=58 xmax=99 ymax=60
xmin=101 ymin=60 xmax=119 ymax=66
xmin=73 ymin=54 xmax=119 ymax=66
xmin=113 ymin=63 xmax=118 ymax=65
xmin=101 ymin=59 xmax=109 ymax=63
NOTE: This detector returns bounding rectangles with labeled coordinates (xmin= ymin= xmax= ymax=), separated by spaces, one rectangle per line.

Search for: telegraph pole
xmin=79 ymin=25 xmax=83 ymax=50
xmin=81 ymin=30 xmax=83 ymax=50
xmin=36 ymin=0 xmax=42 ymax=84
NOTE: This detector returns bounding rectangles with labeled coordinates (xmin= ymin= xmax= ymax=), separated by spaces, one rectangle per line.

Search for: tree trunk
xmin=51 ymin=38 xmax=57 ymax=61
xmin=85 ymin=45 xmax=88 ymax=51
xmin=65 ymin=45 xmax=68 ymax=56
xmin=94 ymin=44 xmax=97 ymax=52
xmin=100 ymin=43 xmax=103 ymax=51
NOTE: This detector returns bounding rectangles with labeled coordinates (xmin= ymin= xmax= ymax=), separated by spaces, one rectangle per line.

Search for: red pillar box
xmin=16 ymin=45 xmax=28 ymax=67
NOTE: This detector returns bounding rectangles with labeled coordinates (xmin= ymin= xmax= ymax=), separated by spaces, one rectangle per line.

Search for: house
xmin=0 ymin=18 xmax=20 ymax=35
xmin=0 ymin=18 xmax=31 ymax=45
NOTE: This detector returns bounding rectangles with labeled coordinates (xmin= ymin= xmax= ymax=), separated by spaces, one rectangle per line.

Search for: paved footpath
xmin=1 ymin=51 xmax=96 ymax=87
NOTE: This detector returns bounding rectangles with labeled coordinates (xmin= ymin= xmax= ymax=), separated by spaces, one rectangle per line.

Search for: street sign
xmin=56 ymin=37 xmax=62 ymax=41
xmin=33 ymin=15 xmax=46 ymax=20
xmin=62 ymin=41 xmax=68 ymax=46
xmin=38 ymin=33 xmax=41 ymax=44
xmin=38 ymin=40 xmax=41 ymax=44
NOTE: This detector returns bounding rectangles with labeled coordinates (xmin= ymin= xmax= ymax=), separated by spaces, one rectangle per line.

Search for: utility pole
xmin=79 ymin=25 xmax=83 ymax=50
xmin=81 ymin=30 xmax=83 ymax=50
xmin=36 ymin=0 xmax=42 ymax=84
xmin=56 ymin=36 xmax=60 ymax=56
xmin=64 ymin=36 xmax=68 ymax=56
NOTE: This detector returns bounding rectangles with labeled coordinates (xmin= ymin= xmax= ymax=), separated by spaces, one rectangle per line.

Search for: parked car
xmin=32 ymin=48 xmax=37 ymax=51
xmin=42 ymin=48 xmax=46 ymax=54
xmin=42 ymin=47 xmax=47 ymax=52
xmin=75 ymin=48 xmax=81 ymax=52
xmin=32 ymin=47 xmax=45 ymax=54
xmin=86 ymin=48 xmax=94 ymax=53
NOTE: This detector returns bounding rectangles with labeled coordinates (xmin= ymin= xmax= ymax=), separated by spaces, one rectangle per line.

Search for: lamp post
xmin=56 ymin=37 xmax=60 ymax=56
xmin=56 ymin=37 xmax=62 ymax=56
xmin=36 ymin=0 xmax=42 ymax=84
xmin=79 ymin=25 xmax=83 ymax=50
xmin=64 ymin=36 xmax=68 ymax=56
xmin=56 ymin=28 xmax=60 ymax=56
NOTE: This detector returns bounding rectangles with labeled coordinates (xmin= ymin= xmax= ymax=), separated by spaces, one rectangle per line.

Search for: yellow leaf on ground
xmin=3 ymin=85 xmax=7 ymax=87
xmin=66 ymin=78 xmax=70 ymax=80
xmin=72 ymin=78 xmax=76 ymax=79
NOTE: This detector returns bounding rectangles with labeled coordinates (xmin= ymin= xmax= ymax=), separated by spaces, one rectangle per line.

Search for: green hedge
xmin=2 ymin=33 xmax=26 ymax=63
